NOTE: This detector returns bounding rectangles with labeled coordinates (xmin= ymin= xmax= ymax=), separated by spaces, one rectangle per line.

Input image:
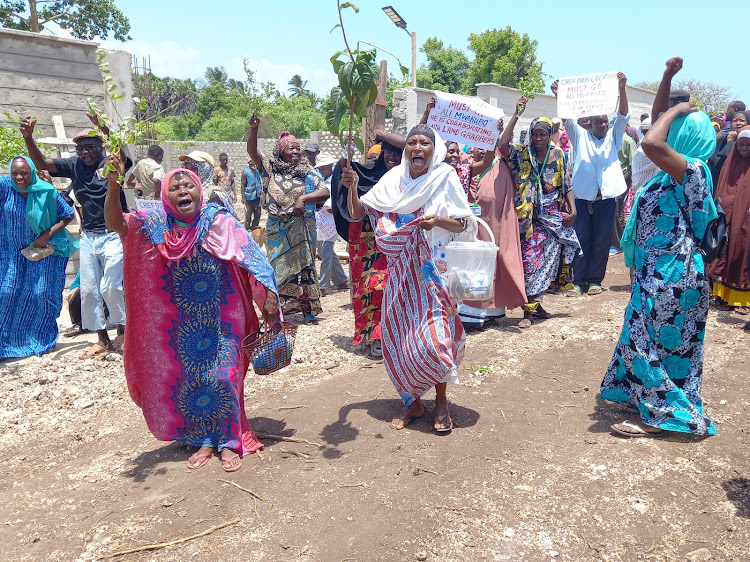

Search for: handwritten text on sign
xmin=556 ymin=72 xmax=619 ymax=119
xmin=134 ymin=199 xmax=163 ymax=212
xmin=426 ymin=91 xmax=504 ymax=151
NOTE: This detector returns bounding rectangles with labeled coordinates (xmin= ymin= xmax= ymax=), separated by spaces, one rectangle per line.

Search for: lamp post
xmin=381 ymin=6 xmax=416 ymax=87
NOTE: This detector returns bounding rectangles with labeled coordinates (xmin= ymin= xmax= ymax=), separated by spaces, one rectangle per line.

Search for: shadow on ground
xmin=722 ymin=477 xmax=750 ymax=518
xmin=318 ymin=398 xmax=481 ymax=459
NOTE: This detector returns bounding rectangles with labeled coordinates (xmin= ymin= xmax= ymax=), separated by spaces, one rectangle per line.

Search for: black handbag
xmin=676 ymin=196 xmax=728 ymax=263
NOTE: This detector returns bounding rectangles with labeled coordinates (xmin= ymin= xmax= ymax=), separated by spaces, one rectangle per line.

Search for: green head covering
xmin=9 ymin=155 xmax=79 ymax=258
xmin=621 ymin=111 xmax=717 ymax=267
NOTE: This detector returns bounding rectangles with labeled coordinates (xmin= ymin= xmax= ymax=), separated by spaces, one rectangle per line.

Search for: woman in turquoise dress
xmin=600 ymin=103 xmax=718 ymax=437
xmin=1 ymin=156 xmax=78 ymax=358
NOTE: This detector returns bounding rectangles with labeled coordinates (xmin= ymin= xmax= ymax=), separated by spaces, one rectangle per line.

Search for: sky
xmin=39 ymin=0 xmax=745 ymax=103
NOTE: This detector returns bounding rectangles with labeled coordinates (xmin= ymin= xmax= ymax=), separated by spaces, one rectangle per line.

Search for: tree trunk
xmin=28 ymin=0 xmax=40 ymax=32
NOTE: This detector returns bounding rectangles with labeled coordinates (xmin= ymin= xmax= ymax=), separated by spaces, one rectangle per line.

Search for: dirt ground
xmin=1 ymin=255 xmax=749 ymax=562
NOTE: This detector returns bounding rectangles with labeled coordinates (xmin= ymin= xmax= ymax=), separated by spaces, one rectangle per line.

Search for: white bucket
xmin=443 ymin=217 xmax=498 ymax=301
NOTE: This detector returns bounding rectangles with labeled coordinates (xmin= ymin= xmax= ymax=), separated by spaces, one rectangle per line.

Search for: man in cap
xmin=20 ymin=113 xmax=130 ymax=357
xmin=304 ymin=141 xmax=320 ymax=167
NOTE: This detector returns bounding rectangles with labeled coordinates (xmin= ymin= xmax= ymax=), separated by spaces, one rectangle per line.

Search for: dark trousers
xmin=244 ymin=198 xmax=262 ymax=230
xmin=69 ymin=287 xmax=82 ymax=326
xmin=572 ymin=197 xmax=616 ymax=287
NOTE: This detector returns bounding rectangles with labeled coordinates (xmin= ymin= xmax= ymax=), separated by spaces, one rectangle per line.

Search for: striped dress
xmin=367 ymin=207 xmax=465 ymax=406
xmin=0 ymin=178 xmax=72 ymax=358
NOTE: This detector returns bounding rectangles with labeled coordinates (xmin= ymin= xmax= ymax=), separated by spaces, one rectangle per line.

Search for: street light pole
xmin=382 ymin=6 xmax=417 ymax=87
xmin=410 ymin=31 xmax=416 ymax=87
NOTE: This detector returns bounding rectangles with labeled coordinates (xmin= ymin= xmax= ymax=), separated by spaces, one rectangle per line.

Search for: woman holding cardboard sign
xmin=498 ymin=97 xmax=580 ymax=328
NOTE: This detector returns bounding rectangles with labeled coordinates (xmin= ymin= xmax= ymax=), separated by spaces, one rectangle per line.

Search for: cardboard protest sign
xmin=556 ymin=71 xmax=619 ymax=119
xmin=425 ymin=91 xmax=505 ymax=150
xmin=134 ymin=198 xmax=163 ymax=212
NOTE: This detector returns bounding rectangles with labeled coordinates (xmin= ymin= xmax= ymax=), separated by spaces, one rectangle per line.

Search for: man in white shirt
xmin=551 ymin=72 xmax=630 ymax=296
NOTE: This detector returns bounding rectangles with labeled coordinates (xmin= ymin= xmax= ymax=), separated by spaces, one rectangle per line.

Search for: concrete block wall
xmin=0 ymin=28 xmax=132 ymax=143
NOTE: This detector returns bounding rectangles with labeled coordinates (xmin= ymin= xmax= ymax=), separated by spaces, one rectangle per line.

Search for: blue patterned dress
xmin=0 ymin=177 xmax=73 ymax=358
xmin=600 ymin=161 xmax=717 ymax=435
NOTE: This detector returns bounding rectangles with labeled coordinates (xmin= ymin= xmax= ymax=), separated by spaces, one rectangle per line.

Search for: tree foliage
xmin=634 ymin=79 xmax=734 ymax=118
xmin=0 ymin=0 xmax=130 ymax=40
xmin=464 ymin=27 xmax=544 ymax=95
xmin=288 ymin=74 xmax=310 ymax=98
xmin=416 ymin=37 xmax=470 ymax=94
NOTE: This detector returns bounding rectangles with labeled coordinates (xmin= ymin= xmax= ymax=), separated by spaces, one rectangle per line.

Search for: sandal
xmin=63 ymin=325 xmax=85 ymax=338
xmin=434 ymin=414 xmax=453 ymax=433
xmin=611 ymin=420 xmax=663 ymax=438
xmin=564 ymin=284 xmax=582 ymax=297
xmin=220 ymin=451 xmax=242 ymax=473
xmin=369 ymin=340 xmax=383 ymax=358
xmin=587 ymin=283 xmax=603 ymax=296
xmin=518 ymin=318 xmax=532 ymax=329
xmin=79 ymin=342 xmax=113 ymax=359
xmin=187 ymin=450 xmax=215 ymax=470
xmin=735 ymin=307 xmax=750 ymax=316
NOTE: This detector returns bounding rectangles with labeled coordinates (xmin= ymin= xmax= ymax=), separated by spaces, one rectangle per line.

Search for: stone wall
xmin=392 ymin=84 xmax=656 ymax=142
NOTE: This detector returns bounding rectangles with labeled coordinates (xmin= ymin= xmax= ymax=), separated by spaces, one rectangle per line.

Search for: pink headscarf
xmin=277 ymin=131 xmax=298 ymax=156
xmin=158 ymin=168 xmax=206 ymax=261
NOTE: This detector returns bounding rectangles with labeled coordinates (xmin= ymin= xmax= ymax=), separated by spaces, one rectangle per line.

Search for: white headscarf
xmin=361 ymin=129 xmax=475 ymax=247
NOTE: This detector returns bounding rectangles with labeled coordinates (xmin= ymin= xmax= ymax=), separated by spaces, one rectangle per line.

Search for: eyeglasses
xmin=75 ymin=144 xmax=101 ymax=153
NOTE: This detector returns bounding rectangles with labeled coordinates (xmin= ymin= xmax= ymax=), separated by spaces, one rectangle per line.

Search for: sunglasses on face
xmin=75 ymin=143 xmax=101 ymax=153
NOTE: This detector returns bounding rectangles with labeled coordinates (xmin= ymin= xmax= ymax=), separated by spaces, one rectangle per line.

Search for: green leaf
xmin=350 ymin=62 xmax=375 ymax=96
xmin=353 ymin=134 xmax=364 ymax=153
xmin=367 ymin=82 xmax=378 ymax=106
xmin=340 ymin=2 xmax=359 ymax=12
xmin=338 ymin=62 xmax=354 ymax=97
xmin=352 ymin=94 xmax=368 ymax=118
xmin=330 ymin=23 xmax=341 ymax=33
xmin=400 ymin=65 xmax=410 ymax=79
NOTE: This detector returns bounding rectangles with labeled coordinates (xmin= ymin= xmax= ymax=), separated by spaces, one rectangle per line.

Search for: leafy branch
xmin=326 ymin=1 xmax=380 ymax=165
xmin=86 ymin=48 xmax=147 ymax=180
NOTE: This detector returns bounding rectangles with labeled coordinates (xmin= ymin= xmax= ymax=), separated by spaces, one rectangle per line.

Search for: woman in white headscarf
xmin=341 ymin=124 xmax=475 ymax=433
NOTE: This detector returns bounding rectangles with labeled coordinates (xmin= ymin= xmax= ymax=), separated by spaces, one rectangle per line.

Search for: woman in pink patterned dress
xmin=104 ymin=157 xmax=279 ymax=473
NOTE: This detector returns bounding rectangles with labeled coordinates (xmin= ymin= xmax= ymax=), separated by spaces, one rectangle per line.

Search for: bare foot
xmin=392 ymin=399 xmax=425 ymax=430
xmin=187 ymin=446 xmax=216 ymax=469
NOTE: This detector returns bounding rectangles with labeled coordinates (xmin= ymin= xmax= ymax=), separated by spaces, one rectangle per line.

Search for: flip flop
xmin=434 ymin=414 xmax=453 ymax=433
xmin=187 ymin=450 xmax=214 ymax=470
xmin=79 ymin=343 xmax=113 ymax=359
xmin=220 ymin=452 xmax=242 ymax=473
xmin=391 ymin=412 xmax=423 ymax=430
xmin=610 ymin=420 xmax=663 ymax=438
xmin=369 ymin=341 xmax=383 ymax=359
xmin=518 ymin=318 xmax=532 ymax=329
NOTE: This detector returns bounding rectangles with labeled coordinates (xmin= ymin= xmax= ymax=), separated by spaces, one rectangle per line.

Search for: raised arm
xmin=419 ymin=96 xmax=437 ymax=125
xmin=651 ymin=57 xmax=682 ymax=124
xmin=104 ymin=154 xmax=129 ymax=236
xmin=246 ymin=114 xmax=263 ymax=170
xmin=374 ymin=130 xmax=406 ymax=151
xmin=617 ymin=72 xmax=629 ymax=117
xmin=20 ymin=117 xmax=58 ymax=173
xmin=499 ymin=97 xmax=527 ymax=158
xmin=641 ymin=102 xmax=696 ymax=183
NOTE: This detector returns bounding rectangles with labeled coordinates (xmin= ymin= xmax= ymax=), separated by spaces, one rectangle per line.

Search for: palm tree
xmin=204 ymin=66 xmax=228 ymax=87
xmin=288 ymin=75 xmax=310 ymax=98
